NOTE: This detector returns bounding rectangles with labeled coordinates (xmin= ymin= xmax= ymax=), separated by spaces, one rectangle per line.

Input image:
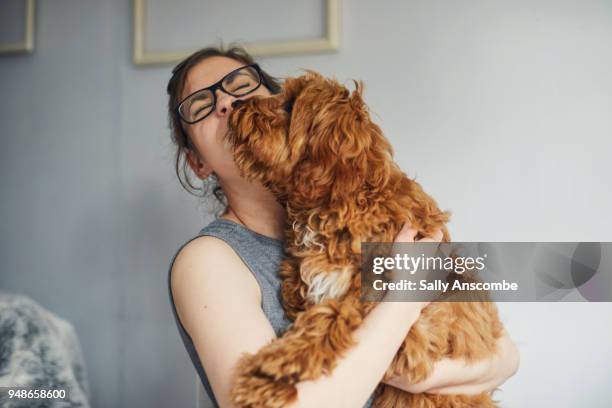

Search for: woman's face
xmin=182 ymin=56 xmax=272 ymax=181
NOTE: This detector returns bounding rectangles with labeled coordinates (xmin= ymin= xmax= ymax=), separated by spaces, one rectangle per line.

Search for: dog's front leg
xmin=230 ymin=295 xmax=364 ymax=408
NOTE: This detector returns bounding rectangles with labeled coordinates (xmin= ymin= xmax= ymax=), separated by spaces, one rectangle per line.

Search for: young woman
xmin=167 ymin=46 xmax=519 ymax=408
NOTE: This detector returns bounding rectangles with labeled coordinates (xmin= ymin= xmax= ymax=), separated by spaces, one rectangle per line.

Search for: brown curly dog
xmin=226 ymin=71 xmax=504 ymax=408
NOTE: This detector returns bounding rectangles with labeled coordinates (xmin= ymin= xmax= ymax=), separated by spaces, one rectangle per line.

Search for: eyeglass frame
xmin=175 ymin=63 xmax=266 ymax=125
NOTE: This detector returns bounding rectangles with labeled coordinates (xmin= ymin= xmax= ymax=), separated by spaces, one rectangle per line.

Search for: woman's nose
xmin=214 ymin=90 xmax=236 ymax=116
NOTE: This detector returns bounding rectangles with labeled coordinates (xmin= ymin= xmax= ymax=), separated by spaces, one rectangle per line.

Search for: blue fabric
xmin=168 ymin=217 xmax=375 ymax=407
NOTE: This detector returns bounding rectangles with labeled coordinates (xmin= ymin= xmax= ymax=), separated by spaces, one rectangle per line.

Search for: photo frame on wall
xmin=132 ymin=0 xmax=340 ymax=66
xmin=0 ymin=0 xmax=35 ymax=54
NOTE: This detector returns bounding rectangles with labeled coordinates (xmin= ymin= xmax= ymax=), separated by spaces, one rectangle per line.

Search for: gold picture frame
xmin=132 ymin=0 xmax=340 ymax=66
xmin=0 ymin=0 xmax=35 ymax=54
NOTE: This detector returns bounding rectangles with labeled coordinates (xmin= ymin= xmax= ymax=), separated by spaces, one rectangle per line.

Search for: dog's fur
xmin=226 ymin=71 xmax=504 ymax=408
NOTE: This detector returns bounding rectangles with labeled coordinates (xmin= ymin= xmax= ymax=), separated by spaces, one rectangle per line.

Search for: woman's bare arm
xmin=171 ymin=224 xmax=429 ymax=408
xmin=171 ymin=236 xmax=277 ymax=408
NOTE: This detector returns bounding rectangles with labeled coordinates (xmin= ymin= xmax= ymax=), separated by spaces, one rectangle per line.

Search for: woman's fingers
xmin=394 ymin=225 xmax=444 ymax=243
xmin=394 ymin=222 xmax=418 ymax=243
xmin=417 ymin=228 xmax=444 ymax=243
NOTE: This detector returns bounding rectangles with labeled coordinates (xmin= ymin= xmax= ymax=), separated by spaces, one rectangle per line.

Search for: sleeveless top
xmin=167 ymin=217 xmax=375 ymax=407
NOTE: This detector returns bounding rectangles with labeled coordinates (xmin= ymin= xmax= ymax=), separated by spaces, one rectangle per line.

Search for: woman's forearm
xmin=384 ymin=355 xmax=490 ymax=394
xmin=383 ymin=329 xmax=520 ymax=395
xmin=426 ymin=330 xmax=520 ymax=395
xmin=291 ymin=302 xmax=423 ymax=408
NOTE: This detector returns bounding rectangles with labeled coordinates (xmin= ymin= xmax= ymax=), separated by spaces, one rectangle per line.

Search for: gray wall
xmin=1 ymin=1 xmax=611 ymax=407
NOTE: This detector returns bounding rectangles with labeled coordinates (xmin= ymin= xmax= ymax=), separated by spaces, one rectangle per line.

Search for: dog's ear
xmin=293 ymin=78 xmax=396 ymax=202
xmin=282 ymin=77 xmax=304 ymax=104
xmin=349 ymin=80 xmax=369 ymax=120
xmin=281 ymin=71 xmax=323 ymax=102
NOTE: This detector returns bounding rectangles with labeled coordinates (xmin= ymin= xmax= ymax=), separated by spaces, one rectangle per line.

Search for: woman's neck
xmin=219 ymin=178 xmax=287 ymax=241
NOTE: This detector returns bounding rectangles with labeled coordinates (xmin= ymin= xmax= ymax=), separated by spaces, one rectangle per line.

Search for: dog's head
xmin=227 ymin=71 xmax=394 ymax=206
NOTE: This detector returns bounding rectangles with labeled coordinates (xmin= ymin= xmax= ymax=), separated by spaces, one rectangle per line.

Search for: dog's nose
xmin=231 ymin=99 xmax=246 ymax=109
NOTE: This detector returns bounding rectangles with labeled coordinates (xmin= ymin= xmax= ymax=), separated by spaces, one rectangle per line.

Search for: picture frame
xmin=0 ymin=0 xmax=35 ymax=54
xmin=132 ymin=0 xmax=340 ymax=66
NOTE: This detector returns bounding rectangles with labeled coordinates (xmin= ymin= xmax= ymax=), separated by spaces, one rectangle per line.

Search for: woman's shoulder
xmin=171 ymin=234 xmax=255 ymax=288
xmin=173 ymin=234 xmax=230 ymax=267
xmin=170 ymin=234 xmax=262 ymax=309
xmin=169 ymin=217 xmax=239 ymax=279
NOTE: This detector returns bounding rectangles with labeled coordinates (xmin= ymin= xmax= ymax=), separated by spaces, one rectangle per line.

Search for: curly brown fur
xmin=227 ymin=71 xmax=504 ymax=407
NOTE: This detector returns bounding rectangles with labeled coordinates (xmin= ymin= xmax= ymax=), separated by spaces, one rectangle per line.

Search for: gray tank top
xmin=168 ymin=217 xmax=375 ymax=407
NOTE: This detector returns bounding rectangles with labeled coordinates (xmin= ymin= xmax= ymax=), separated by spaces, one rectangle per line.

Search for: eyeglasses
xmin=176 ymin=63 xmax=264 ymax=125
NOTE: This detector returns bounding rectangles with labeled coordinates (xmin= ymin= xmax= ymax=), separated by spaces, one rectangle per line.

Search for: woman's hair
xmin=166 ymin=44 xmax=282 ymax=214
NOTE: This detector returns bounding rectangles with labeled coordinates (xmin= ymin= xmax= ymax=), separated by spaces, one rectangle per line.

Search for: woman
xmin=167 ymin=46 xmax=519 ymax=408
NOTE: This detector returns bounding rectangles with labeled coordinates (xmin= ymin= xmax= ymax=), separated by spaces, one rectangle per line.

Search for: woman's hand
xmin=388 ymin=222 xmax=444 ymax=310
xmin=393 ymin=222 xmax=444 ymax=244
xmin=386 ymin=329 xmax=520 ymax=395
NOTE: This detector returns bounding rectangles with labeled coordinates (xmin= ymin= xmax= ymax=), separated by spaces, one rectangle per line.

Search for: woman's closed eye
xmin=189 ymin=93 xmax=213 ymax=116
xmin=192 ymin=102 xmax=213 ymax=116
xmin=226 ymin=81 xmax=252 ymax=93
xmin=224 ymin=71 xmax=257 ymax=93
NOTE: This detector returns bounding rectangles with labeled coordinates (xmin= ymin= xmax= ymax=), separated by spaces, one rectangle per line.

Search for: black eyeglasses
xmin=176 ymin=63 xmax=264 ymax=125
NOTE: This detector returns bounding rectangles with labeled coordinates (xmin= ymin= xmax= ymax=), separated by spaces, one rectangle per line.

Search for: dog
xmin=226 ymin=71 xmax=504 ymax=408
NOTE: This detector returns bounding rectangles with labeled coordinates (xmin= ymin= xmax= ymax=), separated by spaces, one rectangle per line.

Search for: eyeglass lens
xmin=179 ymin=65 xmax=261 ymax=124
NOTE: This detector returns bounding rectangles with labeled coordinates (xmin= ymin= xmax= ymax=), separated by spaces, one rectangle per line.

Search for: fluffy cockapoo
xmin=226 ymin=71 xmax=503 ymax=408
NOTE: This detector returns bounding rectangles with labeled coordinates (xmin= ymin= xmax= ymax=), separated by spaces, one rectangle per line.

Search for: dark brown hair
xmin=166 ymin=44 xmax=282 ymax=212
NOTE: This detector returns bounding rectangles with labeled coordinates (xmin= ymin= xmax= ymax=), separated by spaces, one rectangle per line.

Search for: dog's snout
xmin=231 ymin=99 xmax=246 ymax=109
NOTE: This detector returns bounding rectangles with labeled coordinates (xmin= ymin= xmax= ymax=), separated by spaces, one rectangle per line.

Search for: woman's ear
xmin=186 ymin=149 xmax=213 ymax=180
